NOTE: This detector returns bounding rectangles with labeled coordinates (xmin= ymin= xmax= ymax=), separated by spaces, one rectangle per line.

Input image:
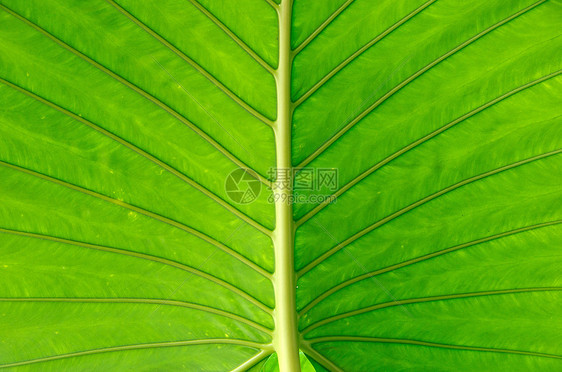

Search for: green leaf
xmin=1 ymin=0 xmax=561 ymax=371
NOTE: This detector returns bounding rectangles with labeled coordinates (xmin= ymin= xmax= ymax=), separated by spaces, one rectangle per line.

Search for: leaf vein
xmin=0 ymin=226 xmax=272 ymax=315
xmin=0 ymin=4 xmax=272 ymax=188
xmin=297 ymin=148 xmax=562 ymax=275
xmin=296 ymin=0 xmax=547 ymax=167
xmin=299 ymin=344 xmax=344 ymax=372
xmin=0 ymin=297 xmax=272 ymax=335
xmin=185 ymin=0 xmax=276 ymax=73
xmin=231 ymin=349 xmax=273 ymax=372
xmin=294 ymin=0 xmax=437 ymax=106
xmin=292 ymin=0 xmax=356 ymax=55
xmin=302 ymin=287 xmax=562 ymax=334
xmin=296 ymin=70 xmax=562 ymax=227
xmin=307 ymin=336 xmax=562 ymax=360
xmin=105 ymin=0 xmax=275 ymax=126
xmin=263 ymin=0 xmax=279 ymax=11
xmin=0 ymin=161 xmax=274 ymax=292
xmin=0 ymin=339 xmax=269 ymax=369
xmin=0 ymin=77 xmax=272 ymax=237
xmin=298 ymin=220 xmax=562 ymax=315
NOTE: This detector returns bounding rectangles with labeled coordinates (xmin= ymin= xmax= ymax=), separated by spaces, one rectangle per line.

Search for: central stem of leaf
xmin=272 ymin=0 xmax=300 ymax=371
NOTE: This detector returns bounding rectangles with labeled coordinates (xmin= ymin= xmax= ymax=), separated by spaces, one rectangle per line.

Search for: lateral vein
xmin=185 ymin=0 xmax=276 ymax=73
xmin=0 ymin=77 xmax=272 ymax=237
xmin=298 ymin=220 xmax=562 ymax=315
xmin=294 ymin=0 xmax=437 ymax=106
xmin=0 ymin=339 xmax=268 ymax=368
xmin=0 ymin=296 xmax=272 ymax=335
xmin=0 ymin=226 xmax=272 ymax=314
xmin=296 ymin=0 xmax=547 ymax=167
xmin=104 ymin=0 xmax=275 ymax=126
xmin=307 ymin=336 xmax=562 ymax=360
xmin=299 ymin=344 xmax=344 ymax=372
xmin=264 ymin=0 xmax=279 ymax=11
xmin=0 ymin=161 xmax=274 ymax=284
xmin=0 ymin=4 xmax=271 ymax=188
xmin=297 ymin=148 xmax=562 ymax=276
xmin=302 ymin=287 xmax=562 ymax=334
xmin=296 ymin=69 xmax=562 ymax=227
xmin=231 ymin=349 xmax=273 ymax=372
xmin=292 ymin=0 xmax=356 ymax=55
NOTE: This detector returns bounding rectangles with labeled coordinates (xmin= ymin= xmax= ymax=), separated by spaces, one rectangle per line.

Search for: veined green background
xmin=0 ymin=0 xmax=561 ymax=370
